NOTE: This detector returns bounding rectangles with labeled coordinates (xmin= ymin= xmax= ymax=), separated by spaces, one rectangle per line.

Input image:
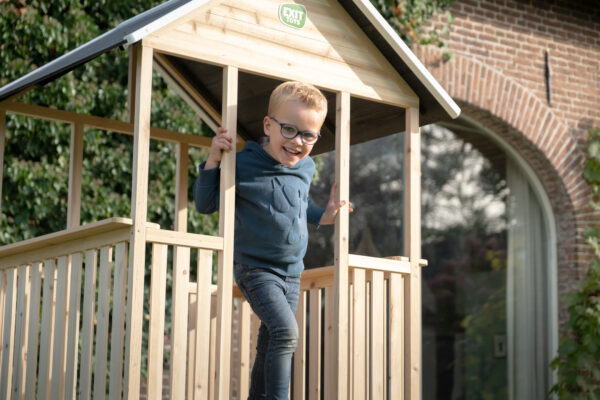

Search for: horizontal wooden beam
xmin=145 ymin=227 xmax=224 ymax=250
xmin=3 ymin=102 xmax=212 ymax=148
xmin=349 ymin=254 xmax=412 ymax=274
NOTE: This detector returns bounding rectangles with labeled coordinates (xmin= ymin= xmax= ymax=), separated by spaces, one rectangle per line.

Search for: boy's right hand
xmin=204 ymin=127 xmax=232 ymax=170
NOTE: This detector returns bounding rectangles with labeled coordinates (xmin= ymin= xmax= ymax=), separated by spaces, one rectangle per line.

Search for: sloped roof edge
xmin=350 ymin=0 xmax=460 ymax=119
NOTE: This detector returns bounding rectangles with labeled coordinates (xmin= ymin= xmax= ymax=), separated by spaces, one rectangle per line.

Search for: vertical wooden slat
xmin=188 ymin=291 xmax=197 ymax=400
xmin=352 ymin=268 xmax=366 ymax=400
xmin=370 ymin=270 xmax=385 ymax=400
xmin=324 ymin=286 xmax=335 ymax=400
xmin=24 ymin=262 xmax=42 ymax=400
xmin=175 ymin=142 xmax=189 ymax=231
xmin=12 ymin=264 xmax=30 ymax=399
xmin=65 ymin=253 xmax=83 ymax=400
xmin=238 ymin=300 xmax=251 ymax=400
xmin=334 ymin=91 xmax=350 ymax=400
xmin=0 ymin=270 xmax=6 ymax=365
xmin=124 ymin=43 xmax=153 ymax=399
xmin=389 ymin=272 xmax=404 ymax=399
xmin=147 ymin=243 xmax=168 ymax=400
xmin=79 ymin=249 xmax=97 ymax=400
xmin=37 ymin=260 xmax=57 ymax=400
xmin=94 ymin=246 xmax=113 ymax=399
xmin=209 ymin=294 xmax=218 ymax=400
xmin=194 ymin=249 xmax=213 ymax=400
xmin=51 ymin=256 xmax=71 ymax=400
xmin=67 ymin=123 xmax=84 ymax=228
xmin=230 ymin=300 xmax=241 ymax=400
xmin=170 ymin=246 xmax=191 ymax=399
xmin=0 ymin=109 xmax=6 ymax=212
xmin=293 ymin=290 xmax=306 ymax=400
xmin=250 ymin=312 xmax=260 ymax=375
xmin=0 ymin=268 xmax=17 ymax=399
xmin=109 ymin=242 xmax=128 ymax=399
xmin=308 ymin=288 xmax=322 ymax=400
xmin=404 ymin=107 xmax=422 ymax=400
xmin=215 ymin=65 xmax=238 ymax=400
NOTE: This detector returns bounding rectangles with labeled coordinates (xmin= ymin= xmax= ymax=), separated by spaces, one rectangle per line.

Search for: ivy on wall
xmin=550 ymin=128 xmax=600 ymax=398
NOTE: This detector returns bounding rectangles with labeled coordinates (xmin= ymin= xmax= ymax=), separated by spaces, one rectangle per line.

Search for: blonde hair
xmin=268 ymin=81 xmax=328 ymax=121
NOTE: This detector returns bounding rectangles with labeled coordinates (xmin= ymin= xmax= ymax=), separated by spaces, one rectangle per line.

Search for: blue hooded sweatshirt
xmin=194 ymin=141 xmax=324 ymax=277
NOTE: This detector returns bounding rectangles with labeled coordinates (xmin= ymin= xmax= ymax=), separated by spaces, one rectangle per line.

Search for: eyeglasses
xmin=269 ymin=116 xmax=321 ymax=145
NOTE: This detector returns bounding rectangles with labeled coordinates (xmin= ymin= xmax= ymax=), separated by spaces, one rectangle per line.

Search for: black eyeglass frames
xmin=269 ymin=116 xmax=321 ymax=145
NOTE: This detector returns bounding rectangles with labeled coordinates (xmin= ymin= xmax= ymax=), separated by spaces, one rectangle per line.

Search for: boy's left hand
xmin=319 ymin=183 xmax=353 ymax=225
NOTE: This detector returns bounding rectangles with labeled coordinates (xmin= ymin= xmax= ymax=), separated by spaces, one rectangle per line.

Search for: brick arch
xmin=414 ymin=46 xmax=595 ymax=300
xmin=415 ymin=46 xmax=589 ymax=208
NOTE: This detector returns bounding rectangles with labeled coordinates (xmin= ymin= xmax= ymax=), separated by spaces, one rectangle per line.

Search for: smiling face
xmin=263 ymin=99 xmax=324 ymax=166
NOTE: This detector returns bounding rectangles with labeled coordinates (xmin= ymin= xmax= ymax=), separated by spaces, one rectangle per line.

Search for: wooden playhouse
xmin=0 ymin=0 xmax=460 ymax=398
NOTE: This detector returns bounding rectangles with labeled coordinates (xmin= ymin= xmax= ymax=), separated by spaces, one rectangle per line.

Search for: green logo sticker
xmin=279 ymin=4 xmax=307 ymax=29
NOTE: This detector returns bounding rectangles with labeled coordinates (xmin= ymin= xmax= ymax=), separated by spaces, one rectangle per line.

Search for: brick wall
xmin=415 ymin=0 xmax=600 ymax=326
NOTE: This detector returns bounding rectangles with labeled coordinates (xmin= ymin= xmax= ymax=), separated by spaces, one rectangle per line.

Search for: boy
xmin=194 ymin=81 xmax=349 ymax=399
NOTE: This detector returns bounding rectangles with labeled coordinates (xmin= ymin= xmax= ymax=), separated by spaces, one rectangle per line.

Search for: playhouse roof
xmin=0 ymin=0 xmax=460 ymax=152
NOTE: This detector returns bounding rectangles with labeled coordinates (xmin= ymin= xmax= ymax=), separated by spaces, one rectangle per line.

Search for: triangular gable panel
xmin=143 ymin=0 xmax=419 ymax=108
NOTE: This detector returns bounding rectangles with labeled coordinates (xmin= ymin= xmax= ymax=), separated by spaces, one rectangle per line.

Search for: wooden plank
xmin=109 ymin=243 xmax=129 ymax=399
xmin=389 ymin=273 xmax=404 ymax=399
xmin=94 ymin=246 xmax=113 ymax=399
xmin=324 ymin=286 xmax=336 ymax=400
xmin=37 ymin=260 xmax=57 ymax=400
xmin=348 ymin=254 xmax=411 ymax=274
xmin=308 ymin=288 xmax=322 ymax=400
xmin=145 ymin=227 xmax=224 ymax=250
xmin=334 ymin=91 xmax=350 ymax=399
xmin=175 ymin=142 xmax=189 ymax=233
xmin=24 ymin=263 xmax=42 ymax=400
xmin=214 ymin=65 xmax=237 ymax=400
xmin=249 ymin=312 xmax=260 ymax=379
xmin=404 ymin=107 xmax=422 ymax=400
xmin=293 ymin=290 xmax=306 ymax=400
xmin=3 ymin=102 xmax=213 ymax=148
xmin=209 ymin=294 xmax=218 ymax=400
xmin=352 ymin=268 xmax=366 ymax=400
xmin=124 ymin=43 xmax=153 ymax=400
xmin=147 ymin=243 xmax=168 ymax=400
xmin=0 ymin=218 xmax=133 ymax=267
xmin=370 ymin=270 xmax=385 ymax=399
xmin=79 ymin=249 xmax=97 ymax=400
xmin=0 ymin=268 xmax=17 ymax=399
xmin=0 ymin=271 xmax=5 ymax=365
xmin=170 ymin=246 xmax=191 ymax=399
xmin=65 ymin=253 xmax=83 ymax=400
xmin=0 ymin=109 xmax=5 ymax=213
xmin=128 ymin=45 xmax=138 ymax=124
xmin=238 ymin=300 xmax=251 ymax=400
xmin=188 ymin=291 xmax=197 ymax=399
xmin=193 ymin=249 xmax=213 ymax=400
xmin=12 ymin=265 xmax=30 ymax=399
xmin=67 ymin=123 xmax=84 ymax=228
xmin=51 ymin=256 xmax=71 ymax=400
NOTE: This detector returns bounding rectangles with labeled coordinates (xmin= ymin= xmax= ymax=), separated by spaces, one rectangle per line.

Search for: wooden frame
xmin=0 ymin=1 xmax=438 ymax=397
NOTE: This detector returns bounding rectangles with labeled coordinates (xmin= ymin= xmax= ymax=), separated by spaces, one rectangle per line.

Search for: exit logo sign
xmin=278 ymin=4 xmax=307 ymax=29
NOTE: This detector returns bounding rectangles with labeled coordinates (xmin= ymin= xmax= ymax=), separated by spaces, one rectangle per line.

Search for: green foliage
xmin=369 ymin=0 xmax=455 ymax=52
xmin=550 ymin=128 xmax=600 ymax=399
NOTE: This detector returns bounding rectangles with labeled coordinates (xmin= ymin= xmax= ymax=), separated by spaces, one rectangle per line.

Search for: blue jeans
xmin=234 ymin=263 xmax=301 ymax=400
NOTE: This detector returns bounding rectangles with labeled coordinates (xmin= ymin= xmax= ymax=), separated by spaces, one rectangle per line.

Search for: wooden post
xmin=334 ymin=91 xmax=350 ymax=399
xmin=404 ymin=107 xmax=421 ymax=400
xmin=127 ymin=46 xmax=138 ymax=124
xmin=170 ymin=141 xmax=190 ymax=398
xmin=124 ymin=43 xmax=153 ymax=399
xmin=67 ymin=123 xmax=84 ymax=228
xmin=0 ymin=109 xmax=5 ymax=213
xmin=214 ymin=65 xmax=237 ymax=400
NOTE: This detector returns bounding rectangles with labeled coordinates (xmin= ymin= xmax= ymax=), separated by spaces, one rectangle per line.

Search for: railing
xmin=0 ymin=218 xmax=416 ymax=399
